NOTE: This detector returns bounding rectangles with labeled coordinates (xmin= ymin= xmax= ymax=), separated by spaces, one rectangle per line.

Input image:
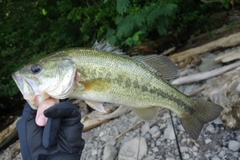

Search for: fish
xmin=12 ymin=41 xmax=223 ymax=139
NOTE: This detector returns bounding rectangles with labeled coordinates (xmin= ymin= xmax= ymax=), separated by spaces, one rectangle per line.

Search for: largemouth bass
xmin=12 ymin=41 xmax=222 ymax=139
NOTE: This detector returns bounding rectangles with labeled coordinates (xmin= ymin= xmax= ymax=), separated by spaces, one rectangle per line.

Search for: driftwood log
xmin=0 ymin=118 xmax=18 ymax=150
xmin=214 ymin=47 xmax=240 ymax=63
xmin=171 ymin=60 xmax=240 ymax=85
xmin=170 ymin=32 xmax=240 ymax=63
xmin=202 ymin=67 xmax=240 ymax=130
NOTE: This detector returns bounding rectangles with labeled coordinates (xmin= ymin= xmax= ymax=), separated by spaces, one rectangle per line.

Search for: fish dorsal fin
xmin=134 ymin=54 xmax=178 ymax=80
xmin=93 ymin=40 xmax=124 ymax=55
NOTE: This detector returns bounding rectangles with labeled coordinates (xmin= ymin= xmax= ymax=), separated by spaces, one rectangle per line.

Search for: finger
xmin=36 ymin=98 xmax=59 ymax=126
xmin=44 ymin=102 xmax=80 ymax=120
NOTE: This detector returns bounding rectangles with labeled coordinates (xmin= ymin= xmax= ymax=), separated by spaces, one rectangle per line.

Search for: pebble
xmin=143 ymin=155 xmax=155 ymax=160
xmin=192 ymin=146 xmax=198 ymax=151
xmin=183 ymin=153 xmax=190 ymax=159
xmin=212 ymin=155 xmax=220 ymax=160
xmin=103 ymin=145 xmax=117 ymax=160
xmin=164 ymin=124 xmax=175 ymax=140
xmin=149 ymin=126 xmax=159 ymax=135
xmin=152 ymin=147 xmax=158 ymax=153
xmin=118 ymin=137 xmax=147 ymax=160
xmin=199 ymin=54 xmax=222 ymax=72
xmin=228 ymin=140 xmax=240 ymax=151
xmin=180 ymin=146 xmax=188 ymax=152
xmin=141 ymin=122 xmax=150 ymax=136
xmin=205 ymin=139 xmax=212 ymax=144
xmin=218 ymin=150 xmax=226 ymax=157
xmin=206 ymin=124 xmax=215 ymax=133
xmin=151 ymin=131 xmax=161 ymax=139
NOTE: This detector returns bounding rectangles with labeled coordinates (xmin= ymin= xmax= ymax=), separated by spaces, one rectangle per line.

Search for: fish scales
xmin=65 ymin=48 xmax=193 ymax=116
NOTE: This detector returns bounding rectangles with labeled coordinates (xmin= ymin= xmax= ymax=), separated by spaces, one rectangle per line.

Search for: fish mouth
xmin=12 ymin=71 xmax=43 ymax=109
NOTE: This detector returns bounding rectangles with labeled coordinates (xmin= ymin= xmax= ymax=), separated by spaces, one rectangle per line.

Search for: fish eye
xmin=31 ymin=64 xmax=42 ymax=74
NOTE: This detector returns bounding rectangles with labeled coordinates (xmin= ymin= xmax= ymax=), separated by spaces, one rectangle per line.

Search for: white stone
xmin=183 ymin=153 xmax=190 ymax=160
xmin=152 ymin=147 xmax=159 ymax=153
xmin=118 ymin=137 xmax=147 ymax=160
xmin=180 ymin=146 xmax=189 ymax=152
xmin=213 ymin=118 xmax=223 ymax=125
xmin=205 ymin=139 xmax=212 ymax=144
xmin=177 ymin=125 xmax=184 ymax=131
xmin=228 ymin=140 xmax=240 ymax=151
xmin=164 ymin=124 xmax=175 ymax=140
xmin=151 ymin=131 xmax=161 ymax=139
xmin=91 ymin=149 xmax=98 ymax=156
xmin=103 ymin=145 xmax=118 ymax=160
xmin=192 ymin=146 xmax=198 ymax=151
xmin=149 ymin=126 xmax=159 ymax=135
xmin=141 ymin=122 xmax=150 ymax=136
xmin=162 ymin=113 xmax=170 ymax=120
xmin=143 ymin=155 xmax=155 ymax=160
xmin=212 ymin=155 xmax=220 ymax=160
xmin=206 ymin=124 xmax=215 ymax=133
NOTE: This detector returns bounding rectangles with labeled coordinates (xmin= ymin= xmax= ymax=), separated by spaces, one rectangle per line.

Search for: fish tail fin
xmin=180 ymin=99 xmax=223 ymax=140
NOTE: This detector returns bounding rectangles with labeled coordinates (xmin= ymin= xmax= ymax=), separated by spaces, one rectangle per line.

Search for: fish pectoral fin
xmin=180 ymin=99 xmax=223 ymax=140
xmin=130 ymin=106 xmax=158 ymax=121
xmin=85 ymin=100 xmax=107 ymax=113
xmin=81 ymin=78 xmax=110 ymax=92
xmin=133 ymin=54 xmax=178 ymax=80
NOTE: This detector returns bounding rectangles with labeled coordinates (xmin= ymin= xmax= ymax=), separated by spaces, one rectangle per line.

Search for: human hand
xmin=35 ymin=98 xmax=59 ymax=126
xmin=17 ymin=102 xmax=85 ymax=160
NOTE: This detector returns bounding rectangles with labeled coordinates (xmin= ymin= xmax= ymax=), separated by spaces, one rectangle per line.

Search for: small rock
xmin=166 ymin=157 xmax=175 ymax=160
xmin=212 ymin=155 xmax=220 ymax=160
xmin=160 ymin=124 xmax=167 ymax=130
xmin=149 ymin=126 xmax=159 ymax=135
xmin=144 ymin=133 xmax=151 ymax=141
xmin=91 ymin=149 xmax=98 ymax=156
xmin=164 ymin=124 xmax=175 ymax=140
xmin=233 ymin=152 xmax=239 ymax=158
xmin=141 ymin=122 xmax=150 ymax=136
xmin=151 ymin=131 xmax=161 ymax=139
xmin=162 ymin=113 xmax=170 ymax=120
xmin=103 ymin=145 xmax=118 ymax=160
xmin=180 ymin=146 xmax=188 ymax=152
xmin=192 ymin=146 xmax=198 ymax=151
xmin=118 ymin=137 xmax=147 ymax=160
xmin=143 ymin=155 xmax=155 ymax=160
xmin=213 ymin=118 xmax=223 ymax=125
xmin=228 ymin=140 xmax=240 ymax=151
xmin=87 ymin=155 xmax=97 ymax=160
xmin=183 ymin=153 xmax=190 ymax=159
xmin=205 ymin=139 xmax=212 ymax=144
xmin=199 ymin=54 xmax=222 ymax=72
xmin=206 ymin=124 xmax=215 ymax=133
xmin=177 ymin=125 xmax=184 ymax=131
xmin=152 ymin=147 xmax=159 ymax=153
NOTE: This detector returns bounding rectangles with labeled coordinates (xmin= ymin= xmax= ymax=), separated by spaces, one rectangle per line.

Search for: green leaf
xmin=116 ymin=0 xmax=130 ymax=15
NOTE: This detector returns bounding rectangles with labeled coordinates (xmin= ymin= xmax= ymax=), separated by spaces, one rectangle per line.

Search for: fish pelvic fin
xmin=180 ymin=99 xmax=223 ymax=140
xmin=131 ymin=106 xmax=158 ymax=121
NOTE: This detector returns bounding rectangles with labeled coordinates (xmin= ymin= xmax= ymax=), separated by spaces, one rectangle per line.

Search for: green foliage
xmin=107 ymin=1 xmax=178 ymax=47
